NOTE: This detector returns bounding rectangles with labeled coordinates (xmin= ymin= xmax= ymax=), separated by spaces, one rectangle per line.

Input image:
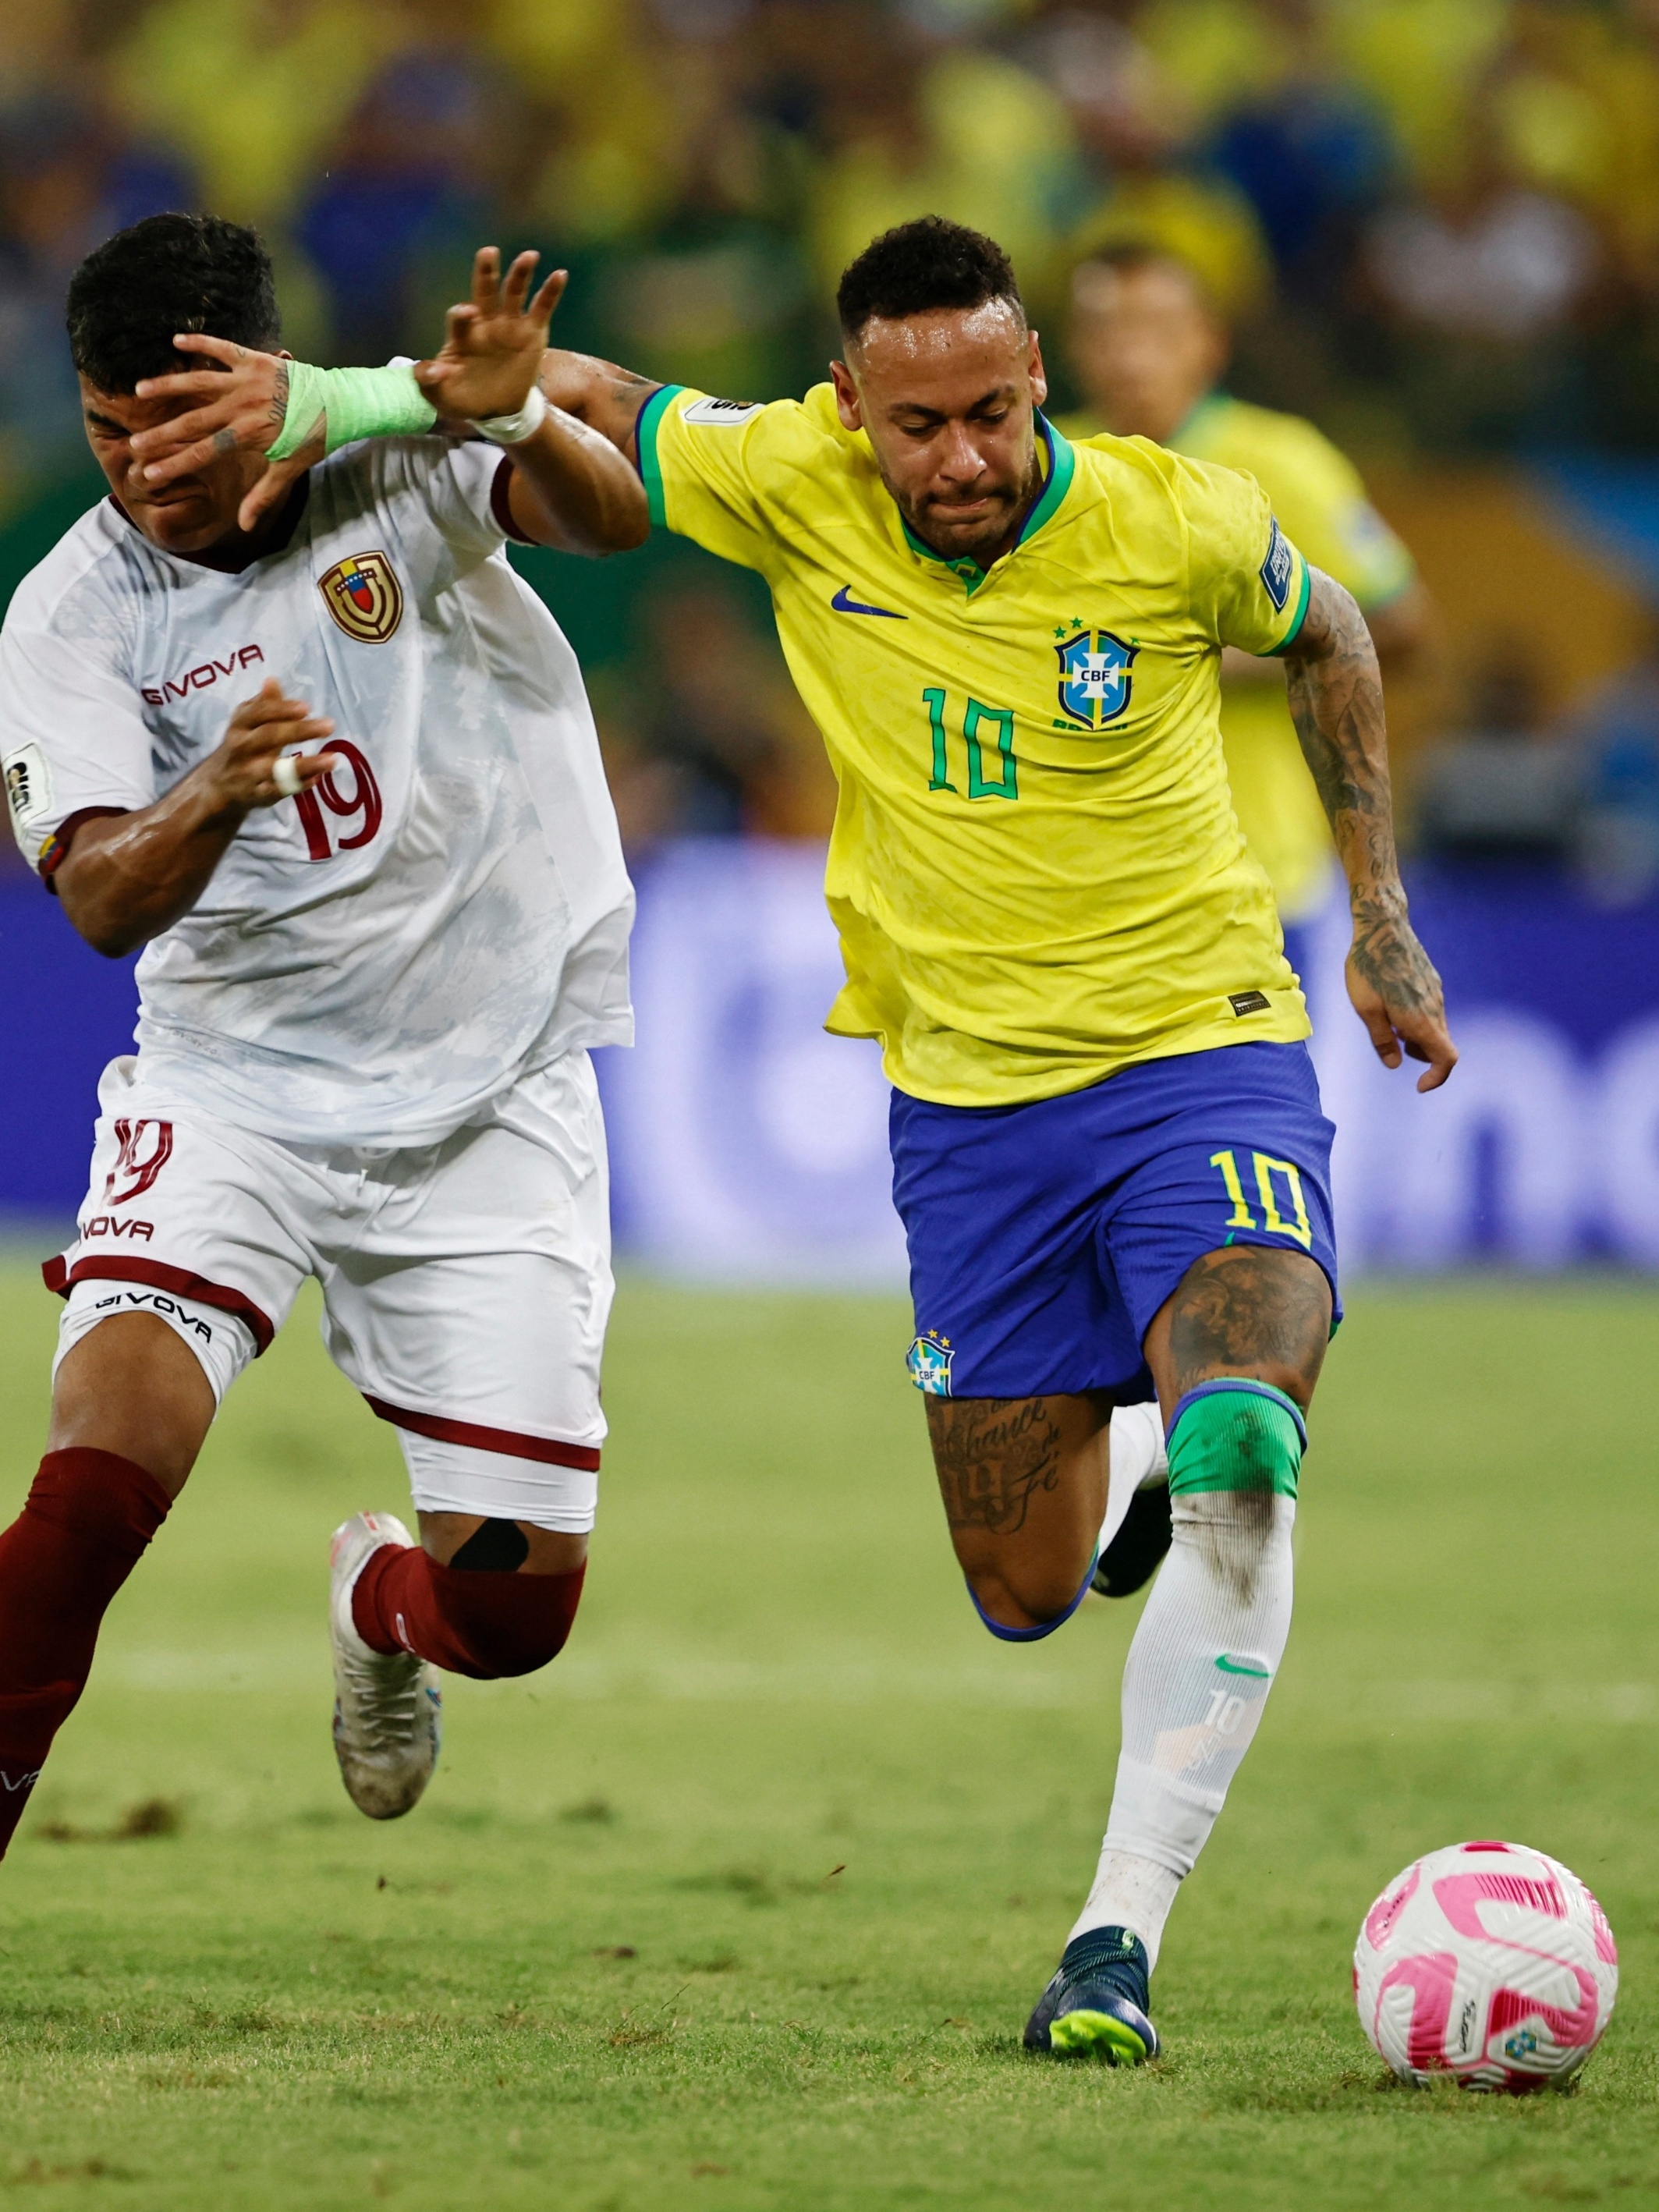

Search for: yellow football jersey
xmin=640 ymin=382 xmax=1313 ymax=1108
xmin=1063 ymin=393 xmax=1415 ymax=923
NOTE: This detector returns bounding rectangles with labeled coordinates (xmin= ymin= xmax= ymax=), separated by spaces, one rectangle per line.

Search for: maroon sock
xmin=353 ymin=1544 xmax=584 ymax=1680
xmin=0 ymin=1449 xmax=172 ymax=1858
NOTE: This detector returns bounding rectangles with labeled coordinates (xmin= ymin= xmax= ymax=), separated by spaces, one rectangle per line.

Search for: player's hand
xmin=129 ymin=340 xmax=323 ymax=534
xmin=413 ymin=247 xmax=566 ymax=424
xmin=1345 ymin=895 xmax=1458 ymax=1091
xmin=205 ymin=681 xmax=340 ymax=812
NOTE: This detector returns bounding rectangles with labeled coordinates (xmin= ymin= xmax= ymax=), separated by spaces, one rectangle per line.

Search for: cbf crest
xmin=318 ymin=551 xmax=403 ymax=643
xmin=1055 ymin=623 xmax=1136 ymax=730
xmin=906 ymin=1331 xmax=955 ymax=1397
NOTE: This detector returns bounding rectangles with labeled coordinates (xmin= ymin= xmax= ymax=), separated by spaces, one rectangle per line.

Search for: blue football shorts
xmin=890 ymin=1040 xmax=1340 ymax=1402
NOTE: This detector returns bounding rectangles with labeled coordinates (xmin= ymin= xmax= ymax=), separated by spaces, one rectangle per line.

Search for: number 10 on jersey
xmin=292 ymin=740 xmax=383 ymax=861
xmin=923 ymin=687 xmax=1019 ymax=801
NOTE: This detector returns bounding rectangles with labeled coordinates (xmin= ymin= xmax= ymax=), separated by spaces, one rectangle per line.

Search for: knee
xmin=962 ymin=1557 xmax=1089 ymax=1633
xmin=1166 ymin=1380 xmax=1305 ymax=1505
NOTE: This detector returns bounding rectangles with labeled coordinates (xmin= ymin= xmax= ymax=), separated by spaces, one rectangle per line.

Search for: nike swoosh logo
xmin=1215 ymin=1655 xmax=1271 ymax=1677
xmin=831 ymin=584 xmax=906 ymax=619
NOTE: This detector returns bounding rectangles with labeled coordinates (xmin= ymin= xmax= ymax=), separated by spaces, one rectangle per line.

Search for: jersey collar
xmin=899 ymin=413 xmax=1076 ymax=594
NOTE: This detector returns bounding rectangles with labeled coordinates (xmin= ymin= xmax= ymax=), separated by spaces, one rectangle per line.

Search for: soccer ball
xmin=1354 ymin=1839 xmax=1617 ymax=2092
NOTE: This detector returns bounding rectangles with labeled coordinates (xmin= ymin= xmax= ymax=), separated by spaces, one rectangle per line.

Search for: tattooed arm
xmin=1281 ymin=567 xmax=1457 ymax=1092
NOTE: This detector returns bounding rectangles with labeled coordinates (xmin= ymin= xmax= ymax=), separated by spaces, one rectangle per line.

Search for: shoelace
xmin=339 ymin=1649 xmax=426 ymax=1756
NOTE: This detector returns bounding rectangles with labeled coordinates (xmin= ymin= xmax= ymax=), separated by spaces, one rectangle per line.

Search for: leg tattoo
xmin=925 ymin=1396 xmax=1065 ymax=1534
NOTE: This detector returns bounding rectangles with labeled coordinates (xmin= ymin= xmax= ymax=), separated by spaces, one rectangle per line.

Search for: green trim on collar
xmin=1266 ymin=555 xmax=1313 ymax=656
xmin=635 ymin=384 xmax=682 ymax=529
xmin=899 ymin=414 xmax=1073 ymax=594
xmin=1016 ymin=416 xmax=1075 ymax=548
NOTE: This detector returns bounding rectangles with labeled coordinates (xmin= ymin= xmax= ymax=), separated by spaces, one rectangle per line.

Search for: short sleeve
xmin=1 ymin=612 xmax=154 ymax=877
xmin=1180 ymin=457 xmax=1310 ymax=657
xmin=363 ymin=434 xmax=513 ymax=566
xmin=636 ymin=386 xmax=784 ymax=573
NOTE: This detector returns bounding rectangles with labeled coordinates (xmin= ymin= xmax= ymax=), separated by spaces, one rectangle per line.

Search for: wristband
xmin=269 ymin=360 xmax=437 ymax=462
xmin=473 ymin=385 xmax=548 ymax=446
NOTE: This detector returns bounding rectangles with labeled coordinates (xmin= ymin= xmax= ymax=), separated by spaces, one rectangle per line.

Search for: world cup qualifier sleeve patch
xmin=1260 ymin=518 xmax=1294 ymax=612
xmin=906 ymin=1332 xmax=954 ymax=1395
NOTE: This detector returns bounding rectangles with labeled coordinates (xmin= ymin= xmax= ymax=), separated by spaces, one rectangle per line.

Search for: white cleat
xmin=328 ymin=1512 xmax=441 ymax=1821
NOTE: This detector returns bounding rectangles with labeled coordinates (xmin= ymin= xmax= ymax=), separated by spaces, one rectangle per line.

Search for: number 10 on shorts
xmin=1210 ymin=1148 xmax=1313 ymax=1250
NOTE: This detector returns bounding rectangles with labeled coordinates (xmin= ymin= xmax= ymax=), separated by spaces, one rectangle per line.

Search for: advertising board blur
xmin=5 ymin=847 xmax=1659 ymax=1277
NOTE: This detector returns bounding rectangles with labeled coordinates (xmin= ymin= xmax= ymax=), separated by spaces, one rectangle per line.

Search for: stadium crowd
xmin=3 ymin=0 xmax=1659 ymax=855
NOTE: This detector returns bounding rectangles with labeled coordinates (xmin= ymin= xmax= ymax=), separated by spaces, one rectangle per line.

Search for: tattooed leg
xmin=924 ymin=1391 xmax=1112 ymax=1629
xmin=1143 ymin=1242 xmax=1331 ymax=1417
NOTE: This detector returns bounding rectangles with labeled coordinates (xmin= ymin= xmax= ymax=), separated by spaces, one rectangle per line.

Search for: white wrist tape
xmin=473 ymin=385 xmax=548 ymax=446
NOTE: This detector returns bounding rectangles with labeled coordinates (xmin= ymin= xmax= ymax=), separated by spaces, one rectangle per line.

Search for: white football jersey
xmin=1 ymin=436 xmax=633 ymax=1146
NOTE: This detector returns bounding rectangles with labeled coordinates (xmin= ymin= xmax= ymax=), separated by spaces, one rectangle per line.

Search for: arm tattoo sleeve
xmin=1282 ymin=569 xmax=1438 ymax=1013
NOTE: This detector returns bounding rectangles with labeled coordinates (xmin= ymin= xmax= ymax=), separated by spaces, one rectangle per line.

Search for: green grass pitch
xmin=2 ymin=1261 xmax=1658 ymax=2210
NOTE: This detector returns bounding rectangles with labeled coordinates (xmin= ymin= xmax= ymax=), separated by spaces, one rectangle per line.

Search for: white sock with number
xmin=1071 ymin=1488 xmax=1295 ymax=1969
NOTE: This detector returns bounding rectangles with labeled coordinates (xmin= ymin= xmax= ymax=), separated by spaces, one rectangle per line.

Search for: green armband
xmin=269 ymin=360 xmax=438 ymax=462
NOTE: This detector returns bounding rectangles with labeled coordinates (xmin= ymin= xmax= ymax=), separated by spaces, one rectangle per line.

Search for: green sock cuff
xmin=1166 ymin=1381 xmax=1303 ymax=1499
xmin=270 ymin=361 xmax=438 ymax=461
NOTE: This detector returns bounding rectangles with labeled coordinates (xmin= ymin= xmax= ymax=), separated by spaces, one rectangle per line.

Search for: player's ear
xmin=1028 ymin=331 xmax=1048 ymax=410
xmin=830 ymin=358 xmax=863 ymax=433
xmin=278 ymin=349 xmax=295 ymax=361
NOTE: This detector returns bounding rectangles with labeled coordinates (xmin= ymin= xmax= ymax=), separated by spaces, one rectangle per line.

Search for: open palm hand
xmin=415 ymin=247 xmax=565 ymax=424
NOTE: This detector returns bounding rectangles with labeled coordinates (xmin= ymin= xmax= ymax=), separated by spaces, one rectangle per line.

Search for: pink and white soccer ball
xmin=1354 ymin=1840 xmax=1617 ymax=2091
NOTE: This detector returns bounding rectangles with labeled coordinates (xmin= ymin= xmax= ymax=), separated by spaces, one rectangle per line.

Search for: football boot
xmin=1024 ymin=1927 xmax=1160 ymax=2063
xmin=328 ymin=1512 xmax=441 ymax=1820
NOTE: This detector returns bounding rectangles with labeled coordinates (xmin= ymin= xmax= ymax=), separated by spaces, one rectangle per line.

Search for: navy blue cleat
xmin=1024 ymin=1927 xmax=1159 ymax=2063
xmin=1090 ymin=1485 xmax=1172 ymax=1598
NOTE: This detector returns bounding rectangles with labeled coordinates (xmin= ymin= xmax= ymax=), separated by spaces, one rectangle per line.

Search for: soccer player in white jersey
xmin=0 ymin=214 xmax=647 ymax=1856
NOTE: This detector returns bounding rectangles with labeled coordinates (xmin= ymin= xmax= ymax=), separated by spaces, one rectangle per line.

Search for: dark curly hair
xmin=66 ymin=212 xmax=280 ymax=394
xmin=835 ymin=215 xmax=1023 ymax=342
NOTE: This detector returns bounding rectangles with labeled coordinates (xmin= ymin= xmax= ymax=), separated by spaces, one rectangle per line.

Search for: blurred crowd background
xmin=5 ymin=0 xmax=1659 ymax=887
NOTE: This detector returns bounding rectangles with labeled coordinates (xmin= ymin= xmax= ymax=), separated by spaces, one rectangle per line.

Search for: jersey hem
xmin=835 ymin=1010 xmax=1313 ymax=1110
xmin=636 ymin=385 xmax=681 ymax=528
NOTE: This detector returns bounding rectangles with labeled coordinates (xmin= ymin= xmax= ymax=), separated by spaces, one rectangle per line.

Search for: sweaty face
xmin=831 ymin=302 xmax=1047 ymax=566
xmin=79 ymin=374 xmax=270 ymax=555
xmin=1067 ymin=261 xmax=1227 ymax=444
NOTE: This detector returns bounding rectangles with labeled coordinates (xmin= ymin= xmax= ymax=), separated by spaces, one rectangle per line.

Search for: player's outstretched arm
xmin=1282 ymin=568 xmax=1458 ymax=1091
xmin=55 ymin=682 xmax=339 ymax=958
xmin=413 ymin=249 xmax=647 ymax=555
xmin=534 ymin=349 xmax=659 ymax=463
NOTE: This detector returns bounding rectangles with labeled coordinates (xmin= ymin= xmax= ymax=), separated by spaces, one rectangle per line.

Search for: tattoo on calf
xmin=1168 ymin=1249 xmax=1330 ymax=1400
xmin=926 ymin=1396 xmax=1065 ymax=1533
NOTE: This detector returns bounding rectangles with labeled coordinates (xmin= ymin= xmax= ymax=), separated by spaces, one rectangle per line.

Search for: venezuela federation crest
xmin=1055 ymin=623 xmax=1136 ymax=730
xmin=318 ymin=551 xmax=403 ymax=643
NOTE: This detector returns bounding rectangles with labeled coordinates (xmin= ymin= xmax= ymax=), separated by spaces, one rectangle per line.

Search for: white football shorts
xmin=48 ymin=1051 xmax=614 ymax=1532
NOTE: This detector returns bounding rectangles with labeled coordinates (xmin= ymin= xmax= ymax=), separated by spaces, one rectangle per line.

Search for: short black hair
xmin=836 ymin=215 xmax=1023 ymax=342
xmin=66 ymin=213 xmax=280 ymax=394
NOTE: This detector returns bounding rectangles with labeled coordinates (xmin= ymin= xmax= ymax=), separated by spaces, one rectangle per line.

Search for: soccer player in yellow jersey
xmin=1062 ymin=243 xmax=1433 ymax=977
xmin=539 ymin=216 xmax=1456 ymax=2063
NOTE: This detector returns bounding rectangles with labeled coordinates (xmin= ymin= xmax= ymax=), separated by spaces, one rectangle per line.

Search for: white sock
xmin=1073 ymin=1489 xmax=1296 ymax=1967
xmin=1095 ymin=1400 xmax=1168 ymax=1561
